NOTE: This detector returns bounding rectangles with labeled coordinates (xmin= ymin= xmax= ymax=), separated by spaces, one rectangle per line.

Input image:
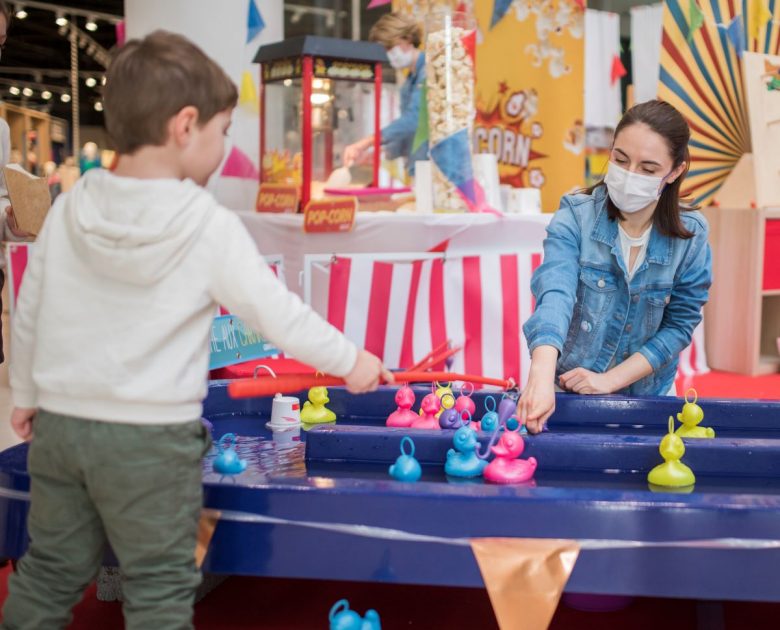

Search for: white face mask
xmin=604 ymin=162 xmax=668 ymax=214
xmin=387 ymin=45 xmax=415 ymax=70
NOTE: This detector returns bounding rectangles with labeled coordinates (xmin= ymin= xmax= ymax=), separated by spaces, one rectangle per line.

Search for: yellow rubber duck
xmin=301 ymin=386 xmax=336 ymax=430
xmin=648 ymin=416 xmax=696 ymax=488
xmin=675 ymin=389 xmax=715 ymax=438
xmin=418 ymin=383 xmax=454 ymax=419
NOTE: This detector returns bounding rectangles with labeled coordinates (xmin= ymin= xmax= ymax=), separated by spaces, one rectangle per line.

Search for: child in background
xmin=520 ymin=100 xmax=712 ymax=433
xmin=2 ymin=31 xmax=391 ymax=630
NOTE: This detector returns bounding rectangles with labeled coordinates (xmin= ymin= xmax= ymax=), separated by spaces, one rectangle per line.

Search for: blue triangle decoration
xmin=430 ymin=129 xmax=478 ymax=205
xmin=490 ymin=0 xmax=514 ymax=29
xmin=247 ymin=0 xmax=265 ymax=44
xmin=726 ymin=15 xmax=745 ymax=58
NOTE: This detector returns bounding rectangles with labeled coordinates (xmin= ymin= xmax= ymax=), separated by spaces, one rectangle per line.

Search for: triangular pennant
xmin=430 ymin=129 xmax=477 ymax=201
xmin=687 ymin=0 xmax=705 ymax=41
xmin=471 ymin=538 xmax=580 ymax=630
xmin=115 ymin=20 xmax=126 ymax=47
xmin=573 ymin=0 xmax=586 ymax=9
xmin=461 ymin=29 xmax=477 ymax=65
xmin=247 ymin=0 xmax=265 ymax=44
xmin=490 ymin=0 xmax=515 ymax=29
xmin=221 ymin=146 xmax=259 ymax=180
xmin=727 ymin=15 xmax=746 ymax=58
xmin=367 ymin=0 xmax=392 ymax=8
xmin=240 ymin=70 xmax=259 ymax=112
xmin=412 ymin=83 xmax=429 ymax=153
xmin=610 ymin=54 xmax=627 ymax=86
xmin=195 ymin=509 xmax=221 ymax=568
xmin=749 ymin=0 xmax=773 ymax=40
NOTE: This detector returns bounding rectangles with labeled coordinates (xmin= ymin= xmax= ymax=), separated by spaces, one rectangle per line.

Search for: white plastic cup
xmin=473 ymin=153 xmax=503 ymax=212
xmin=268 ymin=394 xmax=301 ymax=430
xmin=506 ymin=187 xmax=542 ymax=214
xmin=414 ymin=160 xmax=434 ymax=214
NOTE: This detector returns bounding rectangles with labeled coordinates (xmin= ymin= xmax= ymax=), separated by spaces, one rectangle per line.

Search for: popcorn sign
xmin=303 ymin=197 xmax=357 ymax=233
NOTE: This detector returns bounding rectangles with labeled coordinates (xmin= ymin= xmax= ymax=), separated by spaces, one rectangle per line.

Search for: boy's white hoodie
xmin=11 ymin=170 xmax=358 ymax=424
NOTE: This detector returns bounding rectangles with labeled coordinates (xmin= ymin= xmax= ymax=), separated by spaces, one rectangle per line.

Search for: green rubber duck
xmin=648 ymin=416 xmax=696 ymax=488
xmin=675 ymin=389 xmax=715 ymax=438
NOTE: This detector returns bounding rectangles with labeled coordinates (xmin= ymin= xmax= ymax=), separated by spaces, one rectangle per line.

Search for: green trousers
xmin=1 ymin=410 xmax=211 ymax=630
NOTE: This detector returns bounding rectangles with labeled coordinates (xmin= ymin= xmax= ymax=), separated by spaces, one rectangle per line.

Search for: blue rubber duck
xmin=445 ymin=425 xmax=488 ymax=478
xmin=329 ymin=599 xmax=382 ymax=630
xmin=213 ymin=433 xmax=247 ymax=475
xmin=389 ymin=437 xmax=422 ymax=482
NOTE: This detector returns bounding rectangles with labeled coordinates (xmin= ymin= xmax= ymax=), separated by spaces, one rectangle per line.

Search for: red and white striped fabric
xmin=326 ymin=252 xmax=543 ymax=385
xmin=323 ymin=252 xmax=708 ymax=387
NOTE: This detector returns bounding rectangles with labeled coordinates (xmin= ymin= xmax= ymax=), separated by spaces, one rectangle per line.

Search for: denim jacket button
xmin=614 ymin=312 xmax=621 ymax=321
xmin=626 ymin=324 xmax=633 ymax=332
xmin=664 ymin=296 xmax=671 ymax=304
xmin=632 ymin=294 xmax=640 ymax=303
xmin=581 ymin=321 xmax=591 ymax=332
xmin=623 ymin=352 xmax=629 ymax=359
xmin=597 ymin=279 xmax=606 ymax=288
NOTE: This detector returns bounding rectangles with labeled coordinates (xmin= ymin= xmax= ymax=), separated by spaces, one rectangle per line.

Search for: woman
xmin=519 ymin=100 xmax=712 ymax=433
xmin=343 ymin=13 xmax=426 ymax=175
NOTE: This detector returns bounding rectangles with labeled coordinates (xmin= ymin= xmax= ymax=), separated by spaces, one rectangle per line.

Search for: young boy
xmin=2 ymin=31 xmax=390 ymax=630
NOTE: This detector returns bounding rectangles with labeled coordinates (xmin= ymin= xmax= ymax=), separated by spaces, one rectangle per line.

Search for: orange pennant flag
xmin=471 ymin=538 xmax=580 ymax=630
xmin=195 ymin=509 xmax=221 ymax=569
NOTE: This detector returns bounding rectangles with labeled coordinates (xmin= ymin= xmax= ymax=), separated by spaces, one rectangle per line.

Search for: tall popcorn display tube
xmin=425 ymin=11 xmax=477 ymax=212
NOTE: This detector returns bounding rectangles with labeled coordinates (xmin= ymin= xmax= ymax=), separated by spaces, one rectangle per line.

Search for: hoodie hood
xmin=64 ymin=169 xmax=213 ymax=285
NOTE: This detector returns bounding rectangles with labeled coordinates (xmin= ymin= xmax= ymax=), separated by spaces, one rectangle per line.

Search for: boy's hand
xmin=11 ymin=408 xmax=36 ymax=441
xmin=6 ymin=207 xmax=34 ymax=239
xmin=344 ymin=350 xmax=394 ymax=394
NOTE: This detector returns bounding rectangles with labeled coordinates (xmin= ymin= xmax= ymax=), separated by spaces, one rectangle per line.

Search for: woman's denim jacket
xmin=522 ymin=186 xmax=712 ymax=396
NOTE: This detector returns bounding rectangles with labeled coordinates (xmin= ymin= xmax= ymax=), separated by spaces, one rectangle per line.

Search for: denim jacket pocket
xmin=561 ymin=267 xmax=618 ymax=368
xmin=644 ymin=285 xmax=672 ymax=333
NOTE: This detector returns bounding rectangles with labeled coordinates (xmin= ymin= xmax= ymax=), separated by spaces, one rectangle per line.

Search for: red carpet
xmin=0 ymin=369 xmax=777 ymax=629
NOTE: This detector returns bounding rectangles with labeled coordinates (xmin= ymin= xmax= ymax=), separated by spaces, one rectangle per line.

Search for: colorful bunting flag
xmin=247 ymin=0 xmax=265 ymax=44
xmin=610 ymin=54 xmax=627 ymax=86
xmin=687 ymin=0 xmax=705 ymax=41
xmin=221 ymin=146 xmax=259 ymax=180
xmin=115 ymin=20 xmax=126 ymax=47
xmin=240 ymin=71 xmax=259 ymax=112
xmin=367 ymin=0 xmax=392 ymax=8
xmin=430 ymin=129 xmax=497 ymax=214
xmin=412 ymin=83 xmax=429 ymax=154
xmin=490 ymin=0 xmax=514 ymax=29
xmin=749 ymin=0 xmax=773 ymax=41
xmin=727 ymin=15 xmax=746 ymax=58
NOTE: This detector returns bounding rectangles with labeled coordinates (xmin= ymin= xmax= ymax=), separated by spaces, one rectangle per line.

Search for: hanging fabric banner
xmin=473 ymin=0 xmax=585 ymax=211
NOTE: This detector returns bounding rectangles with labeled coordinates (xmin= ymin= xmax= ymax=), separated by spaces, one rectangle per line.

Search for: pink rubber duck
xmin=411 ymin=393 xmax=442 ymax=430
xmin=386 ymin=385 xmax=419 ymax=428
xmin=483 ymin=430 xmax=537 ymax=484
xmin=455 ymin=383 xmax=476 ymax=423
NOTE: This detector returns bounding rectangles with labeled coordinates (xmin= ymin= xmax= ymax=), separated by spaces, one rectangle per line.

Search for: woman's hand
xmin=343 ymin=136 xmax=373 ymax=168
xmin=517 ymin=374 xmax=556 ymax=434
xmin=517 ymin=345 xmax=558 ymax=434
xmin=559 ymin=367 xmax=616 ymax=395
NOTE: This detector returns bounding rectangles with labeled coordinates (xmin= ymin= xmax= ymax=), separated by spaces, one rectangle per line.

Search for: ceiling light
xmin=41 ymin=90 xmax=52 ymax=100
xmin=22 ymin=87 xmax=33 ymax=97
xmin=291 ymin=10 xmax=302 ymax=24
xmin=55 ymin=11 xmax=68 ymax=27
xmin=14 ymin=4 xmax=27 ymax=19
xmin=85 ymin=15 xmax=98 ymax=31
xmin=283 ymin=79 xmax=292 ymax=87
xmin=101 ymin=76 xmax=106 ymax=86
xmin=9 ymin=86 xmax=20 ymax=96
xmin=94 ymin=101 xmax=103 ymax=112
xmin=61 ymin=92 xmax=71 ymax=103
xmin=85 ymin=77 xmax=97 ymax=88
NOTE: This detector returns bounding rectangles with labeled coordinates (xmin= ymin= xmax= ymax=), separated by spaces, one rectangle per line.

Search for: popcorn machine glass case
xmin=255 ymin=36 xmax=387 ymax=210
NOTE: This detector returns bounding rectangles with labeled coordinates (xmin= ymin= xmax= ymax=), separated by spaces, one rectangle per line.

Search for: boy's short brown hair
xmin=104 ymin=31 xmax=238 ymax=155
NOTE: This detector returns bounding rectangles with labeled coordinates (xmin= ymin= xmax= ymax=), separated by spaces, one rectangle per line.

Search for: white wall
xmin=124 ymin=0 xmax=284 ymax=209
